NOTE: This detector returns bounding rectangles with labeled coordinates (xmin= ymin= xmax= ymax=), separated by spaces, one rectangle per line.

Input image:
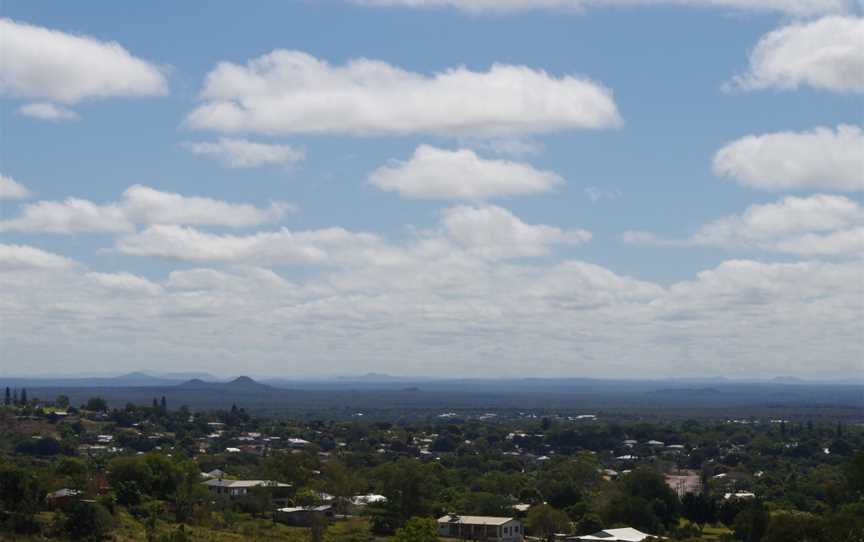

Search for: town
xmin=1 ymin=382 xmax=861 ymax=541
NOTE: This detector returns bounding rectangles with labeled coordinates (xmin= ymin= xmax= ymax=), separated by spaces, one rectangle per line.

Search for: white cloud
xmin=728 ymin=16 xmax=864 ymax=93
xmin=713 ymin=125 xmax=864 ymax=192
xmin=0 ymin=185 xmax=291 ymax=234
xmin=625 ymin=194 xmax=864 ymax=256
xmin=0 ymin=174 xmax=32 ymax=200
xmin=0 ymin=18 xmax=168 ymax=104
xmin=185 ymin=50 xmax=621 ymax=137
xmin=442 ymin=204 xmax=591 ymax=259
xmin=0 ymin=244 xmax=74 ymax=271
xmin=369 ymin=145 xmax=563 ymax=200
xmin=115 ymin=225 xmax=380 ymax=265
xmin=0 ymin=198 xmax=133 ymax=235
xmin=120 ymin=184 xmax=291 ymax=227
xmin=86 ymin=272 xmax=163 ymax=296
xmin=17 ymin=102 xmax=80 ymax=122
xmin=114 ymin=204 xmax=589 ymax=265
xmin=183 ymin=138 xmax=305 ymax=168
xmin=355 ymin=0 xmax=854 ymax=16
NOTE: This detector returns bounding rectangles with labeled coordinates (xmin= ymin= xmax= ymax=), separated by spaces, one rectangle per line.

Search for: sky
xmin=0 ymin=0 xmax=862 ymax=379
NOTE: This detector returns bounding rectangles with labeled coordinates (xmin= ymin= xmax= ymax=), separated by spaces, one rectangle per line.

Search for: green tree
xmin=575 ymin=514 xmax=603 ymax=536
xmin=0 ymin=464 xmax=42 ymax=532
xmin=527 ymin=504 xmax=571 ymax=542
xmin=391 ymin=517 xmax=439 ymax=542
xmin=762 ymin=511 xmax=822 ymax=542
xmin=376 ymin=459 xmax=442 ymax=528
xmin=64 ymin=501 xmax=113 ymax=541
xmin=85 ymin=396 xmax=108 ymax=412
xmin=845 ymin=451 xmax=864 ymax=500
xmin=733 ymin=500 xmax=768 ymax=542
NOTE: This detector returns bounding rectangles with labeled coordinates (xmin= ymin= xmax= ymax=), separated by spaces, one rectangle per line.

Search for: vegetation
xmin=0 ymin=387 xmax=862 ymax=541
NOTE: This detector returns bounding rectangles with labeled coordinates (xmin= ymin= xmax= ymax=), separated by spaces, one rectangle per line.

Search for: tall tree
xmin=527 ymin=504 xmax=571 ymax=542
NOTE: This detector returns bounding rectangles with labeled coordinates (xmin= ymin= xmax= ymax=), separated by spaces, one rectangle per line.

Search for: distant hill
xmin=650 ymin=387 xmax=722 ymax=395
xmin=176 ymin=376 xmax=271 ymax=392
xmin=226 ymin=376 xmax=271 ymax=390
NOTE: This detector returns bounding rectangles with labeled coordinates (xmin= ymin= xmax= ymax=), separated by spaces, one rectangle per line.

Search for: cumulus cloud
xmin=355 ymin=0 xmax=854 ymax=16
xmin=0 ymin=18 xmax=168 ymax=104
xmin=625 ymin=194 xmax=864 ymax=256
xmin=185 ymin=50 xmax=621 ymax=137
xmin=0 ymin=174 xmax=32 ymax=200
xmin=713 ymin=125 xmax=864 ymax=192
xmin=17 ymin=102 xmax=80 ymax=122
xmin=0 ymin=244 xmax=74 ymax=271
xmin=369 ymin=145 xmax=563 ymax=200
xmin=727 ymin=16 xmax=864 ymax=93
xmin=182 ymin=138 xmax=305 ymax=168
xmin=0 ymin=184 xmax=291 ymax=234
xmin=442 ymin=204 xmax=592 ymax=259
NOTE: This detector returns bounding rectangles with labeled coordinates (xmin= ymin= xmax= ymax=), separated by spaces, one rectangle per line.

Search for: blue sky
xmin=1 ymin=1 xmax=862 ymax=379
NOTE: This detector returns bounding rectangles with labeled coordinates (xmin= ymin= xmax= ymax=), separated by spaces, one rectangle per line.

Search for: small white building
xmin=574 ymin=527 xmax=658 ymax=541
xmin=437 ymin=514 xmax=523 ymax=542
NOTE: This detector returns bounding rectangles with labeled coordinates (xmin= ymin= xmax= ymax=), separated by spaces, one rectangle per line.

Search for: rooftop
xmin=437 ymin=515 xmax=518 ymax=526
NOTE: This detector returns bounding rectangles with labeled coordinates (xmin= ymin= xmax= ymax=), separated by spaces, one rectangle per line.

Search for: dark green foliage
xmin=527 ymin=504 xmax=571 ymax=542
xmin=0 ymin=463 xmax=42 ymax=532
xmin=604 ymin=468 xmax=680 ymax=533
xmin=85 ymin=396 xmax=108 ymax=412
xmin=733 ymin=500 xmax=768 ymax=542
xmin=63 ymin=501 xmax=113 ymax=541
xmin=391 ymin=517 xmax=439 ymax=542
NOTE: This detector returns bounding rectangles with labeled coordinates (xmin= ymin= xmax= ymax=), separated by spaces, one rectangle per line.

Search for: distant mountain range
xmin=3 ymin=371 xmax=862 ymax=389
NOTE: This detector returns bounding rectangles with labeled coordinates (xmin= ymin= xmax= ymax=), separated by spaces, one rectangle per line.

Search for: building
xmin=45 ymin=488 xmax=81 ymax=509
xmin=202 ymin=479 xmax=290 ymax=499
xmin=573 ymin=527 xmax=658 ymax=541
xmin=275 ymin=505 xmax=334 ymax=526
xmin=437 ymin=514 xmax=523 ymax=542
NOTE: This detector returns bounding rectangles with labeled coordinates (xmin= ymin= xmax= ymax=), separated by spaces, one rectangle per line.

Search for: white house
xmin=574 ymin=527 xmax=658 ymax=541
xmin=437 ymin=514 xmax=523 ymax=542
xmin=203 ymin=479 xmax=291 ymax=498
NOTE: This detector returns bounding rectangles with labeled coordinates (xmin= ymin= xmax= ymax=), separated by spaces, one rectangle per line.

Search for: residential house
xmin=202 ymin=479 xmax=291 ymax=500
xmin=45 ymin=488 xmax=81 ymax=509
xmin=573 ymin=527 xmax=659 ymax=541
xmin=437 ymin=514 xmax=523 ymax=542
xmin=275 ymin=505 xmax=334 ymax=526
